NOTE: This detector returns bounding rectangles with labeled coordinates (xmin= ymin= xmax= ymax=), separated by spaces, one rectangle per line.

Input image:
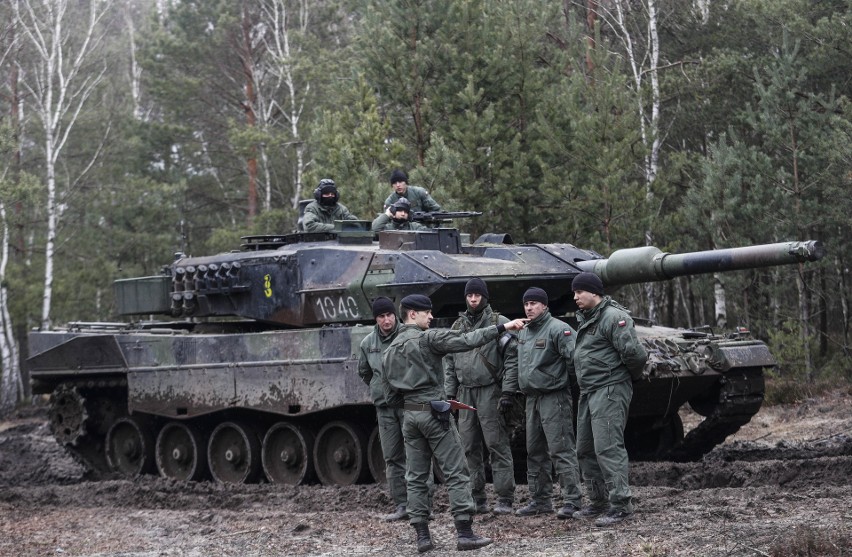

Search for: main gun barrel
xmin=576 ymin=240 xmax=825 ymax=286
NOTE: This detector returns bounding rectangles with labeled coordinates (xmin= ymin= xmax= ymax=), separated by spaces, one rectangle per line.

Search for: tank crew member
xmin=504 ymin=287 xmax=583 ymax=519
xmin=382 ymin=294 xmax=527 ymax=553
xmin=357 ymin=297 xmax=410 ymax=521
xmin=371 ymin=198 xmax=429 ymax=232
xmin=383 ymin=169 xmax=441 ymax=214
xmin=568 ymin=272 xmax=648 ymax=527
xmin=444 ymin=278 xmax=518 ymax=515
xmin=303 ymin=178 xmax=359 ymax=232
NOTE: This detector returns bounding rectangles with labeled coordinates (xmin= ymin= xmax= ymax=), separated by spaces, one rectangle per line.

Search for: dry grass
xmin=769 ymin=525 xmax=852 ymax=556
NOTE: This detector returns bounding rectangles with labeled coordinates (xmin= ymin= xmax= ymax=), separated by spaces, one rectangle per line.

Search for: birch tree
xmin=258 ymin=0 xmax=313 ymax=211
xmin=0 ymin=193 xmax=22 ymax=414
xmin=587 ymin=0 xmax=664 ymax=320
xmin=0 ymin=5 xmax=21 ymax=413
xmin=14 ymin=0 xmax=111 ymax=329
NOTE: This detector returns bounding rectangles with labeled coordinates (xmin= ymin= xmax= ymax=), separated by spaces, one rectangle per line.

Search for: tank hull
xmin=28 ymin=319 xmax=768 ymax=484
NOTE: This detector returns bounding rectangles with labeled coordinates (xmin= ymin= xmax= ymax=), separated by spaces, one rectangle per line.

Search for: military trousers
xmin=376 ymin=405 xmax=408 ymax=506
xmin=524 ymin=389 xmax=582 ymax=507
xmin=403 ymin=409 xmax=474 ymax=524
xmin=575 ymin=380 xmax=633 ymax=513
xmin=457 ymin=383 xmax=515 ymax=504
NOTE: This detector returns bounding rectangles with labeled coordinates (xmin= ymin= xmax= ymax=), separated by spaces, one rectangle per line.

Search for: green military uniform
xmin=302 ymin=200 xmax=358 ymax=232
xmin=444 ymin=304 xmax=517 ymax=510
xmin=358 ymin=320 xmax=407 ymax=508
xmin=383 ymin=185 xmax=441 ymax=213
xmin=382 ymin=323 xmax=503 ymax=524
xmin=370 ymin=213 xmax=429 ymax=232
xmin=505 ymin=308 xmax=582 ymax=510
xmin=570 ymin=296 xmax=648 ymax=514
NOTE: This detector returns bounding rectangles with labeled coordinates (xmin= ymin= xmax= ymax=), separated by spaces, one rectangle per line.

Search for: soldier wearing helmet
xmin=303 ymin=178 xmax=359 ymax=233
xmin=371 ymin=198 xmax=429 ymax=232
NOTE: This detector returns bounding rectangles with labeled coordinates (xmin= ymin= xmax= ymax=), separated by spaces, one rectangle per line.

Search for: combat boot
xmin=572 ymin=502 xmax=608 ymax=520
xmin=594 ymin=509 xmax=631 ymax=527
xmin=455 ymin=519 xmax=493 ymax=551
xmin=492 ymin=500 xmax=513 ymax=515
xmin=515 ymin=500 xmax=553 ymax=516
xmin=474 ymin=498 xmax=490 ymax=514
xmin=413 ymin=522 xmax=434 ymax=553
xmin=382 ymin=504 xmax=408 ymax=521
xmin=556 ymin=503 xmax=581 ymax=519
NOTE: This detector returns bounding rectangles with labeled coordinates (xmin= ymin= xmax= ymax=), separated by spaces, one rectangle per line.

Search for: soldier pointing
xmin=382 ymin=294 xmax=527 ymax=553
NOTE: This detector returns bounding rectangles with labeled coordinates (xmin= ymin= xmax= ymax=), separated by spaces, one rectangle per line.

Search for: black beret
xmin=522 ymin=287 xmax=548 ymax=305
xmin=371 ymin=297 xmax=396 ymax=318
xmin=400 ymin=294 xmax=432 ymax=311
xmin=464 ymin=278 xmax=489 ymax=299
xmin=390 ymin=169 xmax=408 ymax=184
xmin=571 ymin=272 xmax=604 ymax=296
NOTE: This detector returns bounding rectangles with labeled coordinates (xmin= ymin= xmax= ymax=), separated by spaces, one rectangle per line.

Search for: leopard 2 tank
xmin=27 ymin=224 xmax=824 ymax=484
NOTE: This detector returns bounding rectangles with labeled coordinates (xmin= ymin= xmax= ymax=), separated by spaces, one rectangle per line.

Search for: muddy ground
xmin=1 ymin=390 xmax=851 ymax=557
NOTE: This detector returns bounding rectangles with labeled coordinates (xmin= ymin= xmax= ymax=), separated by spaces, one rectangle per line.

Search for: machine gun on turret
xmin=411 ymin=210 xmax=482 ymax=225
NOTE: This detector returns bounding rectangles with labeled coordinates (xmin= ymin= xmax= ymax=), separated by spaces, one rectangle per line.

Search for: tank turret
xmin=28 ymin=224 xmax=825 ymax=485
xmin=112 ymin=227 xmax=823 ymax=327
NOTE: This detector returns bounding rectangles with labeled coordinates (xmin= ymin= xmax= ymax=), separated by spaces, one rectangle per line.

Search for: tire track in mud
xmin=631 ymin=436 xmax=852 ymax=490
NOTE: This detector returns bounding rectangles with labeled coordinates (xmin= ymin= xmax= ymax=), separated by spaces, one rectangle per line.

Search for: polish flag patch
xmin=618 ymin=320 xmax=627 ymax=327
xmin=563 ymin=330 xmax=572 ymax=336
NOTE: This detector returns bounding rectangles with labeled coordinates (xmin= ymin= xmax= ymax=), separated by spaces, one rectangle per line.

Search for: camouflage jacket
xmin=505 ymin=308 xmax=576 ymax=395
xmin=382 ymin=323 xmax=501 ymax=406
xmin=383 ymin=185 xmax=441 ymax=213
xmin=357 ymin=320 xmax=400 ymax=407
xmin=444 ymin=305 xmax=518 ymax=395
xmin=303 ymin=201 xmax=358 ymax=233
xmin=569 ymin=296 xmax=648 ymax=391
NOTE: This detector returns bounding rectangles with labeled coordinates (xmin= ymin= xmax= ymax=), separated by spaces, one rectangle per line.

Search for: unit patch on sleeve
xmin=563 ymin=330 xmax=572 ymax=336
xmin=618 ymin=320 xmax=627 ymax=327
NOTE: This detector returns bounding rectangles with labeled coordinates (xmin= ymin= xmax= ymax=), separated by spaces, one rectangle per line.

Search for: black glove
xmin=499 ymin=392 xmax=514 ymax=414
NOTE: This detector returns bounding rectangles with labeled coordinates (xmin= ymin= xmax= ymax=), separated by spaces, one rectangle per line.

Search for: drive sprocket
xmin=48 ymin=384 xmax=89 ymax=446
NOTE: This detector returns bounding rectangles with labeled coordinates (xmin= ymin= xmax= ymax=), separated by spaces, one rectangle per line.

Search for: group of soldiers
xmin=301 ymin=170 xmax=440 ymax=233
xmin=358 ymin=271 xmax=649 ymax=552
xmin=311 ymin=168 xmax=649 ymax=552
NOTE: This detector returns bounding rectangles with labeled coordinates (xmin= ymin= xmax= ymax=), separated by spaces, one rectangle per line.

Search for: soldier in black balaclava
xmin=303 ymin=178 xmax=359 ymax=232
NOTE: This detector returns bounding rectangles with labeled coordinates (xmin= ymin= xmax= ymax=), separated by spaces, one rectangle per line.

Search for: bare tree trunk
xmin=604 ymin=0 xmax=662 ymax=322
xmin=14 ymin=0 xmax=110 ymax=329
xmin=0 ymin=201 xmax=21 ymax=414
xmin=836 ymin=246 xmax=851 ymax=358
xmin=123 ymin=4 xmax=143 ymax=120
xmin=42 ymin=143 xmax=57 ymax=329
xmin=797 ymin=265 xmax=813 ymax=381
xmin=585 ymin=0 xmax=597 ymax=74
xmin=714 ymin=272 xmax=726 ymax=329
xmin=676 ymin=277 xmax=693 ymax=328
xmin=260 ymin=0 xmax=311 ymax=211
xmin=240 ymin=1 xmax=258 ymax=225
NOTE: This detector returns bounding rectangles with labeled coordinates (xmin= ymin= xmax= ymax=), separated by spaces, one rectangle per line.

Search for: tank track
xmin=48 ymin=382 xmax=127 ymax=477
xmin=664 ymin=368 xmax=764 ymax=462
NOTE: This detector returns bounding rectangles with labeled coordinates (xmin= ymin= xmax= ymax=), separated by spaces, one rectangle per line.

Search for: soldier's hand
xmin=448 ymin=396 xmax=459 ymax=421
xmin=499 ymin=392 xmax=514 ymax=414
xmin=503 ymin=318 xmax=529 ymax=331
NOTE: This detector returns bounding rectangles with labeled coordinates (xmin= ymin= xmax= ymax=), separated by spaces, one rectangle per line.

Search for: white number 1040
xmin=314 ymin=295 xmax=360 ymax=320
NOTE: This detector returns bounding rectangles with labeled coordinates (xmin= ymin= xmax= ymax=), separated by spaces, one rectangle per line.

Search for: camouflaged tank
xmin=27 ymin=222 xmax=824 ymax=485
